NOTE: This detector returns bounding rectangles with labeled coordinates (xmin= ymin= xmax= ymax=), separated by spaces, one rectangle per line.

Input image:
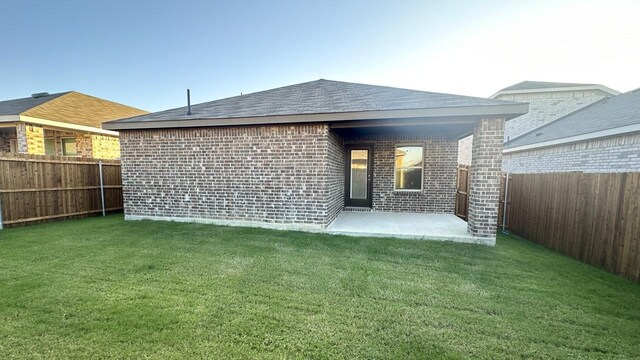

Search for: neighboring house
xmin=457 ymin=81 xmax=619 ymax=165
xmin=503 ymin=88 xmax=640 ymax=173
xmin=104 ymin=80 xmax=527 ymax=243
xmin=0 ymin=91 xmax=147 ymax=159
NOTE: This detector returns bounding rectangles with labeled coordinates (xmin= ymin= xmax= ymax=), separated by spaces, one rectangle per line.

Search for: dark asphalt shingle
xmin=0 ymin=92 xmax=70 ymax=115
xmin=108 ymin=79 xmax=520 ymax=124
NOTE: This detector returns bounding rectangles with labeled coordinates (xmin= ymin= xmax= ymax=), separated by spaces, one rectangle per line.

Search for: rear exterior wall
xmin=503 ymin=132 xmax=640 ymax=173
xmin=119 ymin=124 xmax=339 ymax=229
xmin=342 ymin=131 xmax=458 ymax=213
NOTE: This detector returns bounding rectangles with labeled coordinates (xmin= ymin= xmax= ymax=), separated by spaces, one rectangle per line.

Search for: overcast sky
xmin=2 ymin=0 xmax=639 ymax=112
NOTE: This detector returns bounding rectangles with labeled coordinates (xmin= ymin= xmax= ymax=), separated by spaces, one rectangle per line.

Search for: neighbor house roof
xmin=104 ymin=79 xmax=528 ymax=130
xmin=0 ymin=91 xmax=148 ymax=135
xmin=505 ymin=88 xmax=640 ymax=152
xmin=0 ymin=92 xmax=70 ymax=115
xmin=491 ymin=81 xmax=620 ymax=98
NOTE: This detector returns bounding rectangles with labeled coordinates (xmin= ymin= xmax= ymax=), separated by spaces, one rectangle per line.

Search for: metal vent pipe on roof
xmin=186 ymin=89 xmax=192 ymax=116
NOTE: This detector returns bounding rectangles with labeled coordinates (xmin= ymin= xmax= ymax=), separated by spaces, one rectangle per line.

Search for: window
xmin=394 ymin=145 xmax=423 ymax=191
xmin=44 ymin=138 xmax=56 ymax=155
xmin=61 ymin=138 xmax=78 ymax=156
xmin=9 ymin=139 xmax=18 ymax=153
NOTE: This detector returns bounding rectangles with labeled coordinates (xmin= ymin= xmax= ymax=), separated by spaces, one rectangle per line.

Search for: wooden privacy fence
xmin=455 ymin=165 xmax=470 ymax=220
xmin=503 ymin=172 xmax=640 ymax=282
xmin=0 ymin=153 xmax=123 ymax=228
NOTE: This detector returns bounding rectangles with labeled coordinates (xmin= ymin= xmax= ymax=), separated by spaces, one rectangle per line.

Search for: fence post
xmin=99 ymin=161 xmax=106 ymax=217
xmin=0 ymin=191 xmax=3 ymax=230
xmin=501 ymin=173 xmax=510 ymax=233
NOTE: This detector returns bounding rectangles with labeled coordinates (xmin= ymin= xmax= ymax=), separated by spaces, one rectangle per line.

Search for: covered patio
xmin=327 ymin=211 xmax=488 ymax=244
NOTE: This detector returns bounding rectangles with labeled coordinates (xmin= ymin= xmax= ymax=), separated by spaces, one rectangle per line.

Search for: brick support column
xmin=16 ymin=123 xmax=45 ymax=155
xmin=467 ymin=118 xmax=504 ymax=244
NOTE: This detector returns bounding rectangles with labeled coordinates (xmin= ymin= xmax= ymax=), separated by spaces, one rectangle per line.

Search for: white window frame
xmin=60 ymin=137 xmax=79 ymax=157
xmin=394 ymin=143 xmax=424 ymax=192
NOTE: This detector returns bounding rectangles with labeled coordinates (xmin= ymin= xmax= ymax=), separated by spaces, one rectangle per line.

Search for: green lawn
xmin=0 ymin=215 xmax=639 ymax=359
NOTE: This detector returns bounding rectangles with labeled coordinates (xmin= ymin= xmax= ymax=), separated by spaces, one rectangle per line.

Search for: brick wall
xmin=457 ymin=135 xmax=472 ymax=165
xmin=91 ymin=134 xmax=120 ymax=159
xmin=16 ymin=123 xmax=45 ymax=155
xmin=326 ymin=130 xmax=345 ymax=225
xmin=467 ymin=118 xmax=504 ymax=241
xmin=119 ymin=124 xmax=337 ymax=229
xmin=497 ymin=89 xmax=611 ymax=141
xmin=503 ymin=132 xmax=640 ymax=173
xmin=458 ymin=89 xmax=613 ymax=166
xmin=343 ymin=131 xmax=457 ymax=213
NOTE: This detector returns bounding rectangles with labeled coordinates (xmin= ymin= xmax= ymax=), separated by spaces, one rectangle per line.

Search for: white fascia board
xmin=0 ymin=115 xmax=20 ymax=122
xmin=103 ymin=103 xmax=529 ymax=130
xmin=19 ymin=115 xmax=119 ymax=136
xmin=504 ymin=123 xmax=640 ymax=153
xmin=491 ymin=85 xmax=621 ymax=99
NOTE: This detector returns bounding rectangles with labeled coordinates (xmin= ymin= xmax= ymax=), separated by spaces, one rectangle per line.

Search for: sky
xmin=1 ymin=0 xmax=639 ymax=112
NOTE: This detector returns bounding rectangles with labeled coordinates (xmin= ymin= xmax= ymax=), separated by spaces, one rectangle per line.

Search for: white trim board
xmin=19 ymin=115 xmax=119 ymax=136
xmin=504 ymin=123 xmax=640 ymax=153
xmin=490 ymin=84 xmax=621 ymax=99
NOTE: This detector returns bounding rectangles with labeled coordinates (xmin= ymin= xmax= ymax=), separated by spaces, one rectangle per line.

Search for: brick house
xmin=503 ymin=87 xmax=640 ymax=173
xmin=458 ymin=81 xmax=619 ymax=166
xmin=104 ymin=80 xmax=527 ymax=244
xmin=0 ymin=91 xmax=147 ymax=159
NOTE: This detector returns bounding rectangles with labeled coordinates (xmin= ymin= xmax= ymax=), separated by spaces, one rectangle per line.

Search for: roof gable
xmin=505 ymin=88 xmax=640 ymax=149
xmin=21 ymin=92 xmax=148 ymax=128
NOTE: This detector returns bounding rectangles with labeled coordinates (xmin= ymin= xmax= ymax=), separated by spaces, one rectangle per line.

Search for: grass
xmin=0 ymin=215 xmax=639 ymax=359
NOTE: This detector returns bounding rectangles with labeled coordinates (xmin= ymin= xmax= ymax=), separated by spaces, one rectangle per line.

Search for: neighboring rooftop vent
xmin=31 ymin=92 xmax=50 ymax=98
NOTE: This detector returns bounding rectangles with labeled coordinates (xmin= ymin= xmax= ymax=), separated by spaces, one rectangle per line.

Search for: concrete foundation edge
xmin=124 ymin=214 xmax=496 ymax=246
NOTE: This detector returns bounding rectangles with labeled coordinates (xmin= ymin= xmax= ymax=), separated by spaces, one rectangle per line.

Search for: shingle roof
xmin=499 ymin=81 xmax=598 ymax=92
xmin=109 ymin=79 xmax=520 ymax=124
xmin=0 ymin=92 xmax=70 ymax=115
xmin=505 ymin=88 xmax=640 ymax=148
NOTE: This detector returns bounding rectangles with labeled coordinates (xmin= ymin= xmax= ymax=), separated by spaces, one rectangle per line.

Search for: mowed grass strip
xmin=0 ymin=214 xmax=638 ymax=359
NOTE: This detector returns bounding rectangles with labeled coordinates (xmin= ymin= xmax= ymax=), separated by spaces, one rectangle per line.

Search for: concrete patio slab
xmin=326 ymin=211 xmax=493 ymax=245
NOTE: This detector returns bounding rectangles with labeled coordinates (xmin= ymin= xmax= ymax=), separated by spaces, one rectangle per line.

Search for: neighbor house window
xmin=395 ymin=145 xmax=423 ymax=191
xmin=44 ymin=138 xmax=56 ymax=155
xmin=61 ymin=138 xmax=78 ymax=156
xmin=9 ymin=139 xmax=18 ymax=153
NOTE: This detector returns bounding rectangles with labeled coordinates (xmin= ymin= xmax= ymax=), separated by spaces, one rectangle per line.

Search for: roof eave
xmin=103 ymin=103 xmax=529 ymax=131
xmin=491 ymin=84 xmax=621 ymax=99
xmin=504 ymin=123 xmax=640 ymax=154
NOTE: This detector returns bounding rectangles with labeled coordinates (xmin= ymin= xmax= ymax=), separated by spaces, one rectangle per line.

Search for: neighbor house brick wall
xmin=467 ymin=118 xmax=504 ymax=241
xmin=119 ymin=124 xmax=340 ymax=228
xmin=503 ymin=132 xmax=640 ymax=173
xmin=91 ymin=134 xmax=120 ymax=159
xmin=343 ymin=131 xmax=458 ymax=213
xmin=16 ymin=123 xmax=45 ymax=155
xmin=458 ymin=89 xmax=613 ymax=166
xmin=496 ymin=89 xmax=612 ymax=141
xmin=457 ymin=135 xmax=472 ymax=165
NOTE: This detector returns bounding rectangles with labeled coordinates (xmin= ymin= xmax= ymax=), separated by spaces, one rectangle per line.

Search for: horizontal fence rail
xmin=503 ymin=172 xmax=640 ymax=282
xmin=0 ymin=153 xmax=123 ymax=228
